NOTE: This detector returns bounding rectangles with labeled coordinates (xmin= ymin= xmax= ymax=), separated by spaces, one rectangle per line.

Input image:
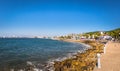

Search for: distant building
xmin=92 ymin=35 xmax=95 ymax=39
xmin=81 ymin=36 xmax=86 ymax=39
xmin=71 ymin=34 xmax=80 ymax=40
xmin=88 ymin=35 xmax=91 ymax=39
xmin=103 ymin=35 xmax=112 ymax=40
xmin=99 ymin=35 xmax=112 ymax=40
xmin=100 ymin=31 xmax=105 ymax=36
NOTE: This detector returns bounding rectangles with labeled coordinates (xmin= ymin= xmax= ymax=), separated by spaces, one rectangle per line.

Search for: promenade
xmin=94 ymin=41 xmax=120 ymax=71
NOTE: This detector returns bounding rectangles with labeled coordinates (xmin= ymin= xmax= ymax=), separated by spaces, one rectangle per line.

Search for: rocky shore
xmin=54 ymin=40 xmax=104 ymax=71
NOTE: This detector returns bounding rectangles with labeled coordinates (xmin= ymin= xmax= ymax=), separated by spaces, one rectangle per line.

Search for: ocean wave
xmin=9 ymin=42 xmax=91 ymax=71
xmin=43 ymin=43 xmax=91 ymax=71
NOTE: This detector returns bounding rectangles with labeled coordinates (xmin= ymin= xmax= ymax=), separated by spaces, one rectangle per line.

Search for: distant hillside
xmin=84 ymin=28 xmax=120 ymax=39
xmin=59 ymin=28 xmax=120 ymax=40
xmin=106 ymin=28 xmax=120 ymax=39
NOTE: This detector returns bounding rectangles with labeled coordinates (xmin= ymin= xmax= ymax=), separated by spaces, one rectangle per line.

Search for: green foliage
xmin=66 ymin=36 xmax=72 ymax=39
xmin=82 ymin=28 xmax=120 ymax=39
xmin=81 ymin=31 xmax=101 ymax=39
xmin=106 ymin=28 xmax=120 ymax=39
xmin=59 ymin=35 xmax=72 ymax=39
xmin=86 ymin=31 xmax=101 ymax=36
xmin=59 ymin=28 xmax=120 ymax=40
xmin=59 ymin=36 xmax=65 ymax=39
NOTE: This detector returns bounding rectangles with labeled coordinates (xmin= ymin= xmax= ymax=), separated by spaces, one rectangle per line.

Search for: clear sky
xmin=0 ymin=0 xmax=120 ymax=36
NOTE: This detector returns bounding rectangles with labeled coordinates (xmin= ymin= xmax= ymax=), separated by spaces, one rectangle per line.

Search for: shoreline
xmin=43 ymin=39 xmax=93 ymax=71
xmin=53 ymin=39 xmax=104 ymax=71
xmin=0 ymin=39 xmax=105 ymax=71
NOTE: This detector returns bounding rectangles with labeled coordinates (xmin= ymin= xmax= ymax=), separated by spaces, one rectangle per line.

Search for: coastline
xmin=1 ymin=39 xmax=105 ymax=71
xmin=53 ymin=39 xmax=104 ymax=71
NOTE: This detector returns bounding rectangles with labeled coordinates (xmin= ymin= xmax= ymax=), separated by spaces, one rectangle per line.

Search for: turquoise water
xmin=0 ymin=38 xmax=89 ymax=71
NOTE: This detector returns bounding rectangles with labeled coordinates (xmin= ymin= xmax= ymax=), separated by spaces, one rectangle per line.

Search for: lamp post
xmin=97 ymin=53 xmax=101 ymax=68
xmin=104 ymin=44 xmax=107 ymax=54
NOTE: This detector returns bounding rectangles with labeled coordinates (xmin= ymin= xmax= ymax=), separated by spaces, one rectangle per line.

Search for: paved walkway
xmin=94 ymin=42 xmax=120 ymax=71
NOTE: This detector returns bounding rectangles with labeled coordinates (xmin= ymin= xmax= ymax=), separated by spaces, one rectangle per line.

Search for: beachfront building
xmin=103 ymin=35 xmax=112 ymax=40
xmin=81 ymin=36 xmax=86 ymax=39
xmin=99 ymin=35 xmax=112 ymax=40
xmin=100 ymin=31 xmax=104 ymax=35
xmin=71 ymin=34 xmax=80 ymax=40
xmin=88 ymin=35 xmax=90 ymax=39
xmin=92 ymin=35 xmax=95 ymax=39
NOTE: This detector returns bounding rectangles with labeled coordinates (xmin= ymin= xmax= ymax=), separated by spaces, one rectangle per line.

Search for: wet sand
xmin=94 ymin=41 xmax=120 ymax=71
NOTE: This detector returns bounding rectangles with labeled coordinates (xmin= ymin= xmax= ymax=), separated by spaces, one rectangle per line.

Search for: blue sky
xmin=0 ymin=0 xmax=120 ymax=36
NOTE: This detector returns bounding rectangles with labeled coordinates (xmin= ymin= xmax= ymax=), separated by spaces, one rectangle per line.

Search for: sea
xmin=0 ymin=38 xmax=91 ymax=71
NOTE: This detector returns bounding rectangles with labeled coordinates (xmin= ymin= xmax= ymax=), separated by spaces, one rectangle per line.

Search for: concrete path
xmin=94 ymin=42 xmax=120 ymax=71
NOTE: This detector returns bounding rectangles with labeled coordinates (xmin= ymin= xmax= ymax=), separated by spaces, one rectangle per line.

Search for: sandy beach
xmin=94 ymin=41 xmax=120 ymax=71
